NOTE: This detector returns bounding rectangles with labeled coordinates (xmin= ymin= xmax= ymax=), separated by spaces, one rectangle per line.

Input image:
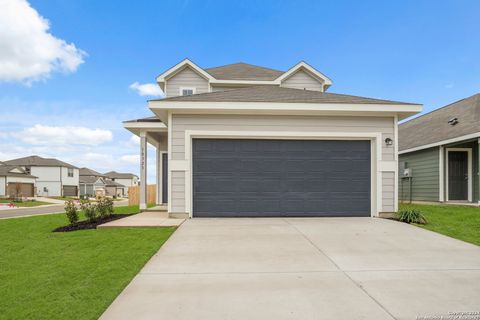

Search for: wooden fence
xmin=128 ymin=185 xmax=156 ymax=206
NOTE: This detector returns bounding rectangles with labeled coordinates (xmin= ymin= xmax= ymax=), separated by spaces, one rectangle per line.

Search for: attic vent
xmin=448 ymin=117 xmax=458 ymax=126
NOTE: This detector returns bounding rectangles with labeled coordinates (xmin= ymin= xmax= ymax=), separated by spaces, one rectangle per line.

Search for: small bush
xmin=64 ymin=200 xmax=79 ymax=225
xmin=96 ymin=198 xmax=114 ymax=218
xmin=80 ymin=200 xmax=97 ymax=222
xmin=397 ymin=208 xmax=427 ymax=224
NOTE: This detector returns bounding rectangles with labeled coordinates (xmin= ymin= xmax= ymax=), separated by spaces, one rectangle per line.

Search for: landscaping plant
xmin=64 ymin=200 xmax=79 ymax=225
xmin=397 ymin=208 xmax=428 ymax=224
xmin=80 ymin=200 xmax=97 ymax=222
xmin=96 ymin=198 xmax=114 ymax=219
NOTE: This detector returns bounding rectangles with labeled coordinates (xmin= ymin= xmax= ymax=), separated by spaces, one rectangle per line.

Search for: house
xmin=103 ymin=171 xmax=138 ymax=195
xmin=4 ymin=155 xmax=79 ymax=197
xmin=79 ymin=167 xmax=126 ymax=198
xmin=124 ymin=59 xmax=422 ymax=217
xmin=399 ymin=93 xmax=480 ymax=205
xmin=0 ymin=161 xmax=37 ymax=197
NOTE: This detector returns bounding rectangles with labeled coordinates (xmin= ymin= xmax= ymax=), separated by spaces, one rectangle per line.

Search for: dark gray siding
xmin=399 ymin=147 xmax=439 ymax=202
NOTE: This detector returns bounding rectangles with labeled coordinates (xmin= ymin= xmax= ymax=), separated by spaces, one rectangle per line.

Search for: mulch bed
xmin=53 ymin=214 xmax=134 ymax=232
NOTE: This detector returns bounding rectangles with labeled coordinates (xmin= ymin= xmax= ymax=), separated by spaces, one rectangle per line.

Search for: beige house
xmin=124 ymin=59 xmax=421 ymax=217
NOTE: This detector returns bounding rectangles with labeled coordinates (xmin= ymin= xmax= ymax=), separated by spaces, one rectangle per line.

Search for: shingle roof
xmin=4 ymin=155 xmax=78 ymax=169
xmin=205 ymin=63 xmax=284 ymax=81
xmin=79 ymin=176 xmax=104 ymax=184
xmin=399 ymin=93 xmax=480 ymax=151
xmin=104 ymin=171 xmax=138 ymax=179
xmin=158 ymin=86 xmax=417 ymax=105
xmin=123 ymin=116 xmax=162 ymax=123
xmin=79 ymin=167 xmax=106 ymax=177
xmin=104 ymin=179 xmax=126 ymax=187
xmin=0 ymin=162 xmax=37 ymax=178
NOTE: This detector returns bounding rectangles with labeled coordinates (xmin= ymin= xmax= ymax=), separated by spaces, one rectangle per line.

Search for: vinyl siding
xmin=399 ymin=147 xmax=440 ymax=202
xmin=165 ymin=66 xmax=209 ymax=97
xmin=281 ymin=69 xmax=323 ymax=91
xmin=170 ymin=114 xmax=395 ymax=213
xmin=382 ymin=172 xmax=395 ymax=212
xmin=0 ymin=177 xmax=5 ymax=196
xmin=171 ymin=171 xmax=185 ymax=212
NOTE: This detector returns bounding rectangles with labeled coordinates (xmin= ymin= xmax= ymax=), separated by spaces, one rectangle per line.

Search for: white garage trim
xmin=176 ymin=130 xmax=384 ymax=218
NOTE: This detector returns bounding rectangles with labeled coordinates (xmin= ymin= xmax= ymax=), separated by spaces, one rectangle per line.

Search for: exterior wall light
xmin=385 ymin=138 xmax=393 ymax=146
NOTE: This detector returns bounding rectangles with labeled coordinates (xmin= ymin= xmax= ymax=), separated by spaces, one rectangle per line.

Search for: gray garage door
xmin=63 ymin=185 xmax=78 ymax=197
xmin=193 ymin=139 xmax=371 ymax=217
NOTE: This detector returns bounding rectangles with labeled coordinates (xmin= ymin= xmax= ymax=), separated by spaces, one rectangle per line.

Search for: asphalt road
xmin=0 ymin=200 xmax=129 ymax=219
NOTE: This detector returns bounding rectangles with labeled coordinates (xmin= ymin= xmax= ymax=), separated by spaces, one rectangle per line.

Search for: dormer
xmin=155 ymin=59 xmax=333 ymax=98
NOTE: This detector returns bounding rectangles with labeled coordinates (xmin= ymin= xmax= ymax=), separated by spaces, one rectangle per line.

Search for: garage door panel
xmin=193 ymin=139 xmax=371 ymax=217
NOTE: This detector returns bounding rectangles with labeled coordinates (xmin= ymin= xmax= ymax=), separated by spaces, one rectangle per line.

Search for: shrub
xmin=64 ymin=200 xmax=79 ymax=225
xmin=80 ymin=200 xmax=97 ymax=222
xmin=397 ymin=208 xmax=428 ymax=224
xmin=96 ymin=198 xmax=114 ymax=219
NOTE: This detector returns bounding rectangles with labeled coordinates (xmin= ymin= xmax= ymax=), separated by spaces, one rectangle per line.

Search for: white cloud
xmin=120 ymin=154 xmax=140 ymax=165
xmin=129 ymin=82 xmax=164 ymax=97
xmin=16 ymin=124 xmax=113 ymax=146
xmin=126 ymin=135 xmax=140 ymax=148
xmin=444 ymin=83 xmax=454 ymax=89
xmin=0 ymin=0 xmax=86 ymax=83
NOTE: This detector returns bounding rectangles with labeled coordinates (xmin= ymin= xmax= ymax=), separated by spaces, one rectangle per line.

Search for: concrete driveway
xmin=100 ymin=218 xmax=480 ymax=320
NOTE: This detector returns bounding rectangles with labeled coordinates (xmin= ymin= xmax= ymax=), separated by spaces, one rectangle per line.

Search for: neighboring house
xmin=79 ymin=167 xmax=126 ymax=197
xmin=104 ymin=171 xmax=138 ymax=195
xmin=0 ymin=161 xmax=37 ymax=197
xmin=399 ymin=93 xmax=480 ymax=205
xmin=124 ymin=58 xmax=421 ymax=217
xmin=4 ymin=156 xmax=79 ymax=197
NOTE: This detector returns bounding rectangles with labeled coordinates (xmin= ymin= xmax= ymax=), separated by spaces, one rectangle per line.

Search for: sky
xmin=0 ymin=0 xmax=479 ymax=182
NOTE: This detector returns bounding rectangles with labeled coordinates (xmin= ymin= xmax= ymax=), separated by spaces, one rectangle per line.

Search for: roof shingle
xmin=4 ymin=155 xmax=78 ymax=169
xmin=205 ymin=63 xmax=284 ymax=81
xmin=399 ymin=93 xmax=480 ymax=151
xmin=157 ymin=86 xmax=417 ymax=105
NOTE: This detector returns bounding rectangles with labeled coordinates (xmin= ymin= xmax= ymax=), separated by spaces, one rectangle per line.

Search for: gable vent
xmin=448 ymin=117 xmax=458 ymax=126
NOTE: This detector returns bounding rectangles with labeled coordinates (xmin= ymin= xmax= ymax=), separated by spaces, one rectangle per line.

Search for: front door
xmin=448 ymin=151 xmax=469 ymax=201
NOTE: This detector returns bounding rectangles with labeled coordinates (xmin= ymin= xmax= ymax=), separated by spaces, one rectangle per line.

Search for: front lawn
xmin=0 ymin=199 xmax=53 ymax=207
xmin=399 ymin=203 xmax=480 ymax=246
xmin=0 ymin=205 xmax=175 ymax=320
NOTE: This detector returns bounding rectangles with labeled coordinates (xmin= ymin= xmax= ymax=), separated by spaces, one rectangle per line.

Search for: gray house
xmin=79 ymin=167 xmax=126 ymax=198
xmin=124 ymin=58 xmax=421 ymax=217
xmin=399 ymin=93 xmax=480 ymax=205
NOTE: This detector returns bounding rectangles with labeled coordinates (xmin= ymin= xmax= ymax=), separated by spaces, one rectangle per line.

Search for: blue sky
xmin=1 ymin=0 xmax=479 ymax=181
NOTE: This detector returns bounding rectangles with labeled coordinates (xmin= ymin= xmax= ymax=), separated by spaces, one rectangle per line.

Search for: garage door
xmin=63 ymin=185 xmax=78 ymax=197
xmin=7 ymin=183 xmax=34 ymax=197
xmin=193 ymin=139 xmax=371 ymax=217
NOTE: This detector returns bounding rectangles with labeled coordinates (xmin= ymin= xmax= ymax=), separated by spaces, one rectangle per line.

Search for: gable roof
xmin=0 ymin=162 xmax=37 ymax=178
xmin=104 ymin=171 xmax=138 ymax=179
xmin=157 ymin=85 xmax=417 ymax=105
xmin=399 ymin=93 xmax=480 ymax=152
xmin=79 ymin=176 xmax=105 ymax=184
xmin=4 ymin=155 xmax=78 ymax=169
xmin=79 ymin=167 xmax=106 ymax=177
xmin=205 ymin=63 xmax=284 ymax=81
xmin=277 ymin=61 xmax=333 ymax=89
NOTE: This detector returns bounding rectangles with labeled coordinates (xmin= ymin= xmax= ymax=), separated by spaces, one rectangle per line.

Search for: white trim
xmin=394 ymin=115 xmax=399 ymax=212
xmin=179 ymin=87 xmax=196 ymax=96
xmin=156 ymin=58 xmax=215 ymax=82
xmin=157 ymin=150 xmax=168 ymax=205
xmin=182 ymin=130 xmax=383 ymax=218
xmin=123 ymin=122 xmax=167 ymax=130
xmin=445 ymin=148 xmax=472 ymax=202
xmin=275 ymin=61 xmax=333 ymax=88
xmin=399 ymin=132 xmax=480 ymax=154
xmin=439 ymin=146 xmax=445 ymax=202
xmin=167 ymin=112 xmax=172 ymax=213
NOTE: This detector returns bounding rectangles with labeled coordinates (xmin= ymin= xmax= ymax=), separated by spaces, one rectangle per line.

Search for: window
xmin=25 ymin=167 xmax=31 ymax=174
xmin=67 ymin=168 xmax=74 ymax=177
xmin=180 ymin=87 xmax=196 ymax=96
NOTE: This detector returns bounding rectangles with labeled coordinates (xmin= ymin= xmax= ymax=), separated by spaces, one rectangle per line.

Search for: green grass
xmin=399 ymin=203 xmax=480 ymax=246
xmin=0 ymin=199 xmax=53 ymax=207
xmin=0 ymin=205 xmax=175 ymax=320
